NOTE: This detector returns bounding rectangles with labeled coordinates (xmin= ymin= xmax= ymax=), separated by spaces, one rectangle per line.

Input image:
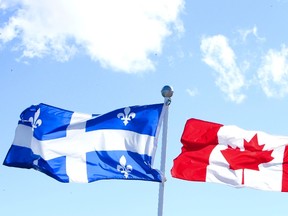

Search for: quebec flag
xmin=3 ymin=103 xmax=165 ymax=183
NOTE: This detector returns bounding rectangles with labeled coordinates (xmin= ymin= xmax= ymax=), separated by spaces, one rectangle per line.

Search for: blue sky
xmin=1 ymin=0 xmax=288 ymax=215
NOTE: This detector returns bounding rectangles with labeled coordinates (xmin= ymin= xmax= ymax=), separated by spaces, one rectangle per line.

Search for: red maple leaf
xmin=221 ymin=134 xmax=274 ymax=185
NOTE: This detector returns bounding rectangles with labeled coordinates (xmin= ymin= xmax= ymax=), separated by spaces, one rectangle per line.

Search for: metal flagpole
xmin=158 ymin=85 xmax=173 ymax=216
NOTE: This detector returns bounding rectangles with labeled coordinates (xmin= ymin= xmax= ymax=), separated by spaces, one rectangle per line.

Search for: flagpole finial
xmin=161 ymin=85 xmax=173 ymax=98
xmin=161 ymin=85 xmax=173 ymax=105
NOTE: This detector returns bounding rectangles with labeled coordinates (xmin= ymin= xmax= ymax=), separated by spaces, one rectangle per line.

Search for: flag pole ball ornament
xmin=161 ymin=85 xmax=173 ymax=98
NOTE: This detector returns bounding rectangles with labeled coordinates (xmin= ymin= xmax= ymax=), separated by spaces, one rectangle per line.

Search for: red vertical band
xmin=282 ymin=145 xmax=288 ymax=192
xmin=171 ymin=118 xmax=223 ymax=182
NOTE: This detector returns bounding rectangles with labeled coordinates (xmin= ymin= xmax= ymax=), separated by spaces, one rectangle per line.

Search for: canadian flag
xmin=171 ymin=118 xmax=288 ymax=192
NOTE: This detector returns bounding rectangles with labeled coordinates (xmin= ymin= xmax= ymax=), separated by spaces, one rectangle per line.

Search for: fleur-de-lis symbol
xmin=117 ymin=155 xmax=133 ymax=178
xmin=117 ymin=107 xmax=136 ymax=126
xmin=28 ymin=108 xmax=42 ymax=131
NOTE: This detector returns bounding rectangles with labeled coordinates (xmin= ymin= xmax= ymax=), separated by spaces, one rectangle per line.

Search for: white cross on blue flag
xmin=3 ymin=103 xmax=165 ymax=183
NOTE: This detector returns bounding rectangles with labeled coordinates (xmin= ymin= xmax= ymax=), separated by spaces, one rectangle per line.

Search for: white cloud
xmin=0 ymin=0 xmax=8 ymax=9
xmin=0 ymin=0 xmax=184 ymax=73
xmin=257 ymin=45 xmax=288 ymax=98
xmin=186 ymin=88 xmax=198 ymax=97
xmin=238 ymin=26 xmax=265 ymax=43
xmin=0 ymin=2 xmax=5 ymax=9
xmin=200 ymin=35 xmax=246 ymax=103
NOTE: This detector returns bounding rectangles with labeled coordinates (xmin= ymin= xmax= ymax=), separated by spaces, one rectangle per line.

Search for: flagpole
xmin=158 ymin=85 xmax=173 ymax=216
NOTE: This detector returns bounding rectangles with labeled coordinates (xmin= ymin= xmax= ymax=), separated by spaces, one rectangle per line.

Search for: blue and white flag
xmin=3 ymin=103 xmax=165 ymax=183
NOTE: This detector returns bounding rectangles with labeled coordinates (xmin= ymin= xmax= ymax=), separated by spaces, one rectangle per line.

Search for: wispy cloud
xmin=257 ymin=45 xmax=288 ymax=98
xmin=0 ymin=0 xmax=184 ymax=73
xmin=200 ymin=35 xmax=246 ymax=103
xmin=0 ymin=0 xmax=8 ymax=9
xmin=0 ymin=2 xmax=5 ymax=9
xmin=200 ymin=30 xmax=288 ymax=102
xmin=186 ymin=88 xmax=198 ymax=97
xmin=238 ymin=26 xmax=265 ymax=43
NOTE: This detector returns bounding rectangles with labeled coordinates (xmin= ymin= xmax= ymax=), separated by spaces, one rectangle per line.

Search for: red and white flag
xmin=171 ymin=118 xmax=288 ymax=192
